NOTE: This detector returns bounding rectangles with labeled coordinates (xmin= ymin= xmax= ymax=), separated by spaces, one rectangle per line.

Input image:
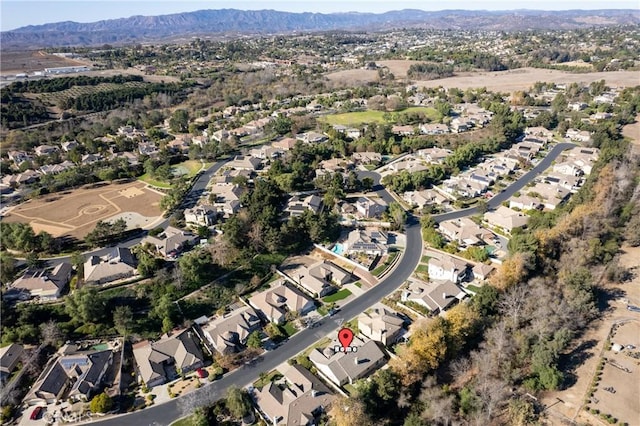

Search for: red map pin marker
xmin=338 ymin=328 xmax=354 ymax=349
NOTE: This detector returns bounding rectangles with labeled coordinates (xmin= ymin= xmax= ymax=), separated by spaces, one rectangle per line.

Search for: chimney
xmin=311 ymin=389 xmax=318 ymax=398
xmin=443 ymin=292 xmax=448 ymax=300
xmin=354 ymin=357 xmax=359 ymax=365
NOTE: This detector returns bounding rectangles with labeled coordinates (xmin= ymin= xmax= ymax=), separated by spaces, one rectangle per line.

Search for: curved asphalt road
xmin=93 ymin=142 xmax=575 ymax=425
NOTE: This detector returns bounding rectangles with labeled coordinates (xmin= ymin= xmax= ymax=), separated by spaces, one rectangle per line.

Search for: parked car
xmin=30 ymin=406 xmax=43 ymax=420
xmin=196 ymin=367 xmax=208 ymax=378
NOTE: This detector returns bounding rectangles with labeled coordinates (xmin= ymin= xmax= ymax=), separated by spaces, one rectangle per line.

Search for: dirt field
xmin=0 ymin=50 xmax=90 ymax=75
xmin=414 ymin=67 xmax=640 ymax=93
xmin=541 ymin=245 xmax=640 ymax=425
xmin=376 ymin=60 xmax=418 ymax=79
xmin=2 ymin=181 xmax=163 ymax=239
xmin=325 ymin=69 xmax=379 ymax=86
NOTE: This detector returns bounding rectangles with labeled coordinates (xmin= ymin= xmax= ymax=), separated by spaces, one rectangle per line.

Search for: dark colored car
xmin=196 ymin=367 xmax=207 ymax=378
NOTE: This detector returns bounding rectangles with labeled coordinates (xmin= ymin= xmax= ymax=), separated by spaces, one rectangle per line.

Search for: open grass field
xmin=0 ymin=50 xmax=90 ymax=75
xmin=321 ymin=107 xmax=440 ymax=126
xmin=414 ymin=67 xmax=640 ymax=93
xmin=138 ymin=160 xmax=208 ymax=188
xmin=2 ymin=180 xmax=163 ymax=238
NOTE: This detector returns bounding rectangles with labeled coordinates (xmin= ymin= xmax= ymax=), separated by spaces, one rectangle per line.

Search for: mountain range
xmin=2 ymin=8 xmax=639 ymax=50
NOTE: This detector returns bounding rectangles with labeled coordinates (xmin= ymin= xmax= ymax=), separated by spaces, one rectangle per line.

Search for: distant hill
xmin=2 ymin=8 xmax=639 ymax=50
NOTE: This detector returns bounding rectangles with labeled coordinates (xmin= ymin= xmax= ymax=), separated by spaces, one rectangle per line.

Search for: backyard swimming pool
xmin=331 ymin=243 xmax=345 ymax=255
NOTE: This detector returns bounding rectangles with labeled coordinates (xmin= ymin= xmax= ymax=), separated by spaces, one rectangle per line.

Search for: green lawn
xmin=343 ymin=383 xmax=358 ymax=395
xmin=317 ymin=305 xmax=329 ymax=316
xmin=281 ymin=321 xmax=298 ymax=337
xmin=321 ymin=107 xmax=440 ymax=126
xmin=421 ymin=256 xmax=432 ymax=264
xmin=322 ymin=288 xmax=352 ymax=303
xmin=416 ymin=265 xmax=430 ymax=275
xmin=372 ymin=251 xmax=400 ymax=276
xmin=253 ymin=370 xmax=283 ymax=388
xmin=465 ymin=284 xmax=483 ymax=294
xmin=354 ymin=281 xmax=362 ymax=288
xmin=138 ymin=173 xmax=173 ymax=188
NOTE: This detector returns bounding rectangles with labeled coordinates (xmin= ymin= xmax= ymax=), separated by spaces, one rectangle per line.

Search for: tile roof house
xmin=416 ymin=147 xmax=451 ymax=164
xmin=358 ymin=307 xmax=404 ymax=346
xmin=401 ymin=279 xmax=467 ymax=314
xmin=0 ymin=343 xmax=24 ymax=382
xmin=39 ymin=160 xmax=76 ymax=175
xmin=472 ymin=264 xmax=496 ymax=281
xmin=202 ymin=306 xmax=262 ymax=355
xmin=428 ymin=256 xmax=468 ymax=283
xmin=229 ymin=155 xmax=262 ymax=171
xmin=272 ymin=137 xmax=298 ymax=151
xmin=527 ymin=182 xmax=571 ymax=210
xmin=34 ymin=145 xmax=58 ymax=156
xmin=344 ymin=228 xmax=389 ymax=256
xmin=351 ymin=151 xmax=381 ymax=164
xmin=11 ymin=263 xmax=72 ymax=300
xmin=354 ymin=197 xmax=387 ymax=219
xmin=84 ymin=247 xmax=138 ymax=285
xmin=483 ymin=206 xmax=530 ymax=233
xmin=509 ymin=195 xmax=543 ymax=211
xmin=143 ymin=226 xmax=198 ymax=258
xmin=254 ymin=364 xmax=335 ymax=426
xmin=208 ymin=183 xmax=244 ymax=217
xmin=133 ymin=328 xmax=204 ymax=388
xmin=308 ymin=337 xmax=387 ymax=386
xmin=24 ymin=349 xmax=113 ymax=405
xmin=438 ymin=217 xmax=493 ymax=246
xmin=249 ymin=282 xmax=315 ymax=324
xmin=403 ymin=189 xmax=451 ymax=209
xmin=296 ymin=261 xmax=351 ymax=297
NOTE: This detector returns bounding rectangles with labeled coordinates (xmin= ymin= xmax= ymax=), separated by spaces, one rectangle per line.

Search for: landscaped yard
xmin=138 ymin=173 xmax=173 ymax=188
xmin=281 ymin=321 xmax=298 ymax=337
xmin=253 ymin=370 xmax=283 ymax=388
xmin=372 ymin=251 xmax=400 ymax=276
xmin=322 ymin=288 xmax=352 ymax=303
xmin=465 ymin=284 xmax=483 ymax=294
xmin=321 ymin=107 xmax=440 ymax=126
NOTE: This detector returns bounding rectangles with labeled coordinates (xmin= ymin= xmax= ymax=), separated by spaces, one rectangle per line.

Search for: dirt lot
xmin=541 ymin=245 xmax=640 ymax=425
xmin=0 ymin=50 xmax=90 ymax=75
xmin=325 ymin=69 xmax=379 ymax=86
xmin=376 ymin=60 xmax=418 ymax=79
xmin=2 ymin=181 xmax=163 ymax=238
xmin=414 ymin=68 xmax=640 ymax=93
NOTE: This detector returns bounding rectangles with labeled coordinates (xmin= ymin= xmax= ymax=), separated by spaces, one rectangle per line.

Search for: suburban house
xmin=358 ymin=307 xmax=404 ymax=346
xmin=419 ymin=123 xmax=449 ymax=135
xmin=344 ymin=228 xmax=389 ymax=256
xmin=484 ymin=206 xmax=530 ymax=233
xmin=39 ymin=161 xmax=76 ymax=175
xmin=202 ymin=306 xmax=262 ymax=355
xmin=389 ymin=157 xmax=429 ymax=174
xmin=428 ymin=256 xmax=469 ymax=283
xmin=272 ymin=137 xmax=298 ymax=151
xmin=1 ymin=170 xmax=40 ymax=187
xmin=417 ymin=147 xmax=451 ymax=164
xmin=133 ymin=328 xmax=204 ymax=388
xmin=184 ymin=205 xmax=216 ymax=227
xmin=24 ymin=348 xmax=113 ymax=405
xmin=308 ymin=337 xmax=387 ymax=386
xmin=403 ymin=189 xmax=450 ymax=209
xmin=401 ymin=279 xmax=467 ymax=314
xmin=509 ymin=195 xmax=543 ymax=211
xmin=208 ymin=183 xmax=243 ymax=217
xmin=143 ymin=226 xmax=199 ymax=258
xmin=229 ymin=155 xmax=262 ymax=171
xmin=285 ymin=195 xmax=322 ymax=217
xmin=34 ymin=145 xmax=58 ymax=156
xmin=542 ymin=173 xmax=582 ymax=192
xmin=527 ymin=182 xmax=571 ymax=210
xmin=352 ymin=151 xmax=381 ymax=164
xmin=296 ymin=132 xmax=328 ymax=144
xmin=565 ymin=128 xmax=592 ymax=143
xmin=10 ymin=263 xmax=72 ymax=300
xmin=7 ymin=150 xmax=32 ymax=164
xmin=473 ymin=263 xmax=496 ymax=281
xmin=83 ymin=247 xmax=138 ymax=285
xmin=249 ymin=145 xmax=284 ymax=160
xmin=0 ymin=343 xmax=24 ymax=382
xmin=254 ymin=364 xmax=335 ymax=426
xmin=296 ymin=261 xmax=351 ymax=297
xmin=391 ymin=125 xmax=415 ymax=136
xmin=249 ymin=281 xmax=315 ymax=324
xmin=354 ymin=197 xmax=387 ymax=219
xmin=438 ymin=218 xmax=493 ymax=246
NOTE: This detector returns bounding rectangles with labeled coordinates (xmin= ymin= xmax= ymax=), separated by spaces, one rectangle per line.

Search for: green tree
xmin=246 ymin=331 xmax=262 ymax=348
xmin=225 ymin=386 xmax=251 ymax=418
xmin=113 ymin=305 xmax=134 ymax=336
xmin=169 ymin=109 xmax=189 ymax=133
xmin=90 ymin=392 xmax=113 ymax=414
xmin=65 ymin=286 xmax=106 ymax=324
xmin=0 ymin=252 xmax=16 ymax=283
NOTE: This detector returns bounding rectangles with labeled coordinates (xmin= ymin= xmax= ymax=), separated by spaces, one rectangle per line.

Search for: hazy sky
xmin=2 ymin=0 xmax=638 ymax=31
